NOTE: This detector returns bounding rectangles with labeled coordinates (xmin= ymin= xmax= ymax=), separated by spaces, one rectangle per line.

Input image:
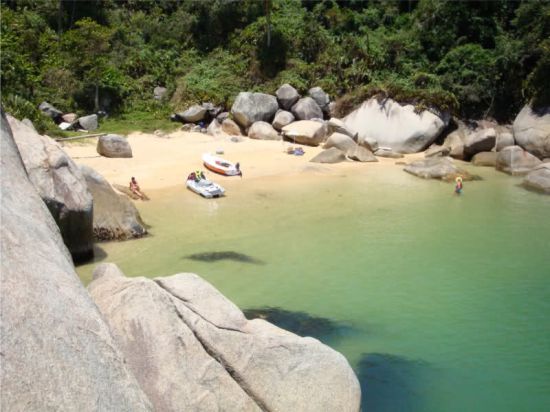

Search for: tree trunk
xmin=264 ymin=0 xmax=271 ymax=48
xmin=94 ymin=84 xmax=99 ymax=113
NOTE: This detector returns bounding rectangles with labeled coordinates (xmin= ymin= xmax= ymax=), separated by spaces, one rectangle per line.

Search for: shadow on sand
xmin=243 ymin=306 xmax=356 ymax=345
xmin=356 ymin=352 xmax=432 ymax=412
xmin=184 ymin=251 xmax=265 ymax=265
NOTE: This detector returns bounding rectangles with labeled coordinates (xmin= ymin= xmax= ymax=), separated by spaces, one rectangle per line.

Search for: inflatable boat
xmin=186 ymin=172 xmax=225 ymax=198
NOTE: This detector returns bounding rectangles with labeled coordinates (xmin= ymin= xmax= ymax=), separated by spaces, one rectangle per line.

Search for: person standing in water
xmin=455 ymin=176 xmax=463 ymax=195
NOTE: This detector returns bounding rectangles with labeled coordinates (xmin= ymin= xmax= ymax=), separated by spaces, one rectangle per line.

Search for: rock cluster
xmin=38 ymin=100 xmax=100 ymax=131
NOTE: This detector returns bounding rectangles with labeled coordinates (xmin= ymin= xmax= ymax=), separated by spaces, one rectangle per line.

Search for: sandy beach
xmin=64 ymin=130 xmax=424 ymax=193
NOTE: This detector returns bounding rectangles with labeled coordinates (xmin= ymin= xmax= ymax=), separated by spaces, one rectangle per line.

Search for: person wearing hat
xmin=455 ymin=176 xmax=463 ymax=195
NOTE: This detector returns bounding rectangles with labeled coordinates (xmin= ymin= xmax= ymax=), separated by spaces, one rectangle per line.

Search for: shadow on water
xmin=243 ymin=307 xmax=356 ymax=345
xmin=184 ymin=251 xmax=265 ymax=265
xmin=356 ymin=353 xmax=432 ymax=412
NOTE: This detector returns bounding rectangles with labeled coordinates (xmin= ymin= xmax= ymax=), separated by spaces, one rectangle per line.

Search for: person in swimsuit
xmin=129 ymin=177 xmax=144 ymax=199
xmin=455 ymin=176 xmax=463 ymax=195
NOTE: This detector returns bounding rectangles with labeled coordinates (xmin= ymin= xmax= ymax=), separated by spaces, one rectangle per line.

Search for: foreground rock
xmin=7 ymin=114 xmax=93 ymax=262
xmin=310 ymin=147 xmax=347 ymax=163
xmin=0 ymin=110 xmax=152 ymax=411
xmin=522 ymin=163 xmax=550 ymax=194
xmin=471 ymin=151 xmax=497 ymax=167
xmin=89 ymin=263 xmax=361 ymax=412
xmin=97 ymin=134 xmax=133 ymax=158
xmin=282 ymin=120 xmax=327 ymax=146
xmin=495 ymin=145 xmax=542 ymax=175
xmin=80 ymin=165 xmax=147 ymax=240
xmin=248 ymin=121 xmax=280 ymax=140
xmin=513 ymin=105 xmax=550 ymax=158
xmin=403 ymin=157 xmax=477 ymax=181
xmin=231 ymin=92 xmax=279 ymax=128
xmin=276 ymin=83 xmax=300 ymax=110
xmin=291 ymin=97 xmax=323 ymax=121
xmin=344 ymin=98 xmax=449 ymax=153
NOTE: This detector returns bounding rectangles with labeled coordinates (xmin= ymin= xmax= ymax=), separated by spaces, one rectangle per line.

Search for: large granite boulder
xmin=7 ymin=114 xmax=93 ymax=262
xmin=248 ymin=121 xmax=280 ymax=140
xmin=231 ymin=92 xmax=279 ymax=128
xmin=495 ymin=145 xmax=542 ymax=175
xmin=222 ymin=118 xmax=243 ymax=136
xmin=178 ymin=105 xmax=207 ymax=123
xmin=80 ymin=165 xmax=147 ymax=240
xmin=89 ymin=264 xmax=361 ymax=412
xmin=291 ymin=97 xmax=323 ymax=120
xmin=272 ymin=110 xmax=295 ymax=130
xmin=346 ymin=145 xmax=378 ymax=162
xmin=77 ymin=114 xmax=98 ymax=130
xmin=443 ymin=124 xmax=469 ymax=160
xmin=38 ymin=101 xmax=63 ymax=122
xmin=344 ymin=98 xmax=449 ymax=153
xmin=495 ymin=130 xmax=515 ymax=151
xmin=323 ymin=132 xmax=357 ymax=153
xmin=471 ymin=151 xmax=497 ymax=167
xmin=97 ymin=134 xmax=133 ymax=158
xmin=513 ymin=105 xmax=550 ymax=158
xmin=463 ymin=128 xmax=496 ymax=159
xmin=327 ymin=117 xmax=356 ymax=140
xmin=276 ymin=84 xmax=300 ymax=110
xmin=403 ymin=157 xmax=476 ymax=181
xmin=310 ymin=147 xmax=347 ymax=163
xmin=425 ymin=144 xmax=451 ymax=158
xmin=207 ymin=119 xmax=223 ymax=136
xmin=522 ymin=163 xmax=550 ymax=194
xmin=281 ymin=120 xmax=327 ymax=146
xmin=0 ymin=110 xmax=152 ymax=412
xmin=308 ymin=87 xmax=330 ymax=112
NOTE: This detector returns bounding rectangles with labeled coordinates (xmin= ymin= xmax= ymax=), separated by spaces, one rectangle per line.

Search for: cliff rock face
xmin=6 ymin=114 xmax=94 ymax=262
xmin=89 ymin=263 xmax=362 ymax=412
xmin=344 ymin=98 xmax=449 ymax=153
xmin=0 ymin=110 xmax=152 ymax=411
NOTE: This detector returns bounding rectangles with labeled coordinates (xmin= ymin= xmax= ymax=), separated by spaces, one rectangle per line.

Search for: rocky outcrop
xmin=89 ymin=263 xmax=361 ymax=412
xmin=471 ymin=151 xmax=497 ymax=167
xmin=291 ymin=97 xmax=323 ymax=121
xmin=425 ymin=144 xmax=451 ymax=158
xmin=513 ymin=105 xmax=550 ymax=158
xmin=346 ymin=145 xmax=378 ymax=162
xmin=7 ymin=114 xmax=93 ymax=262
xmin=463 ymin=128 xmax=496 ymax=159
xmin=272 ymin=110 xmax=295 ymax=130
xmin=344 ymin=98 xmax=449 ymax=153
xmin=178 ymin=105 xmax=207 ymax=123
xmin=310 ymin=147 xmax=347 ymax=163
xmin=495 ymin=130 xmax=515 ymax=151
xmin=403 ymin=157 xmax=476 ymax=181
xmin=97 ymin=134 xmax=133 ymax=158
xmin=496 ymin=145 xmax=542 ymax=175
xmin=443 ymin=124 xmax=468 ymax=160
xmin=222 ymin=118 xmax=242 ymax=135
xmin=323 ymin=132 xmax=357 ymax=153
xmin=327 ymin=117 xmax=356 ymax=140
xmin=0 ymin=110 xmax=152 ymax=411
xmin=78 ymin=114 xmax=98 ymax=130
xmin=276 ymin=84 xmax=300 ymax=110
xmin=231 ymin=92 xmax=279 ymax=128
xmin=522 ymin=163 xmax=550 ymax=194
xmin=282 ymin=120 xmax=327 ymax=146
xmin=248 ymin=121 xmax=280 ymax=140
xmin=308 ymin=87 xmax=330 ymax=113
xmin=374 ymin=147 xmax=403 ymax=158
xmin=80 ymin=165 xmax=147 ymax=240
xmin=38 ymin=101 xmax=63 ymax=122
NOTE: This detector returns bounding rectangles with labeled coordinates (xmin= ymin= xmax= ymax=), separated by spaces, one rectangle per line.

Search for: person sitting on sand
xmin=129 ymin=176 xmax=144 ymax=199
xmin=455 ymin=176 xmax=463 ymax=195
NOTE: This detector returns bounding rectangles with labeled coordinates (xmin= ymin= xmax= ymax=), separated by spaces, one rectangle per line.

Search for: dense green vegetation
xmin=1 ymin=0 xmax=549 ymax=133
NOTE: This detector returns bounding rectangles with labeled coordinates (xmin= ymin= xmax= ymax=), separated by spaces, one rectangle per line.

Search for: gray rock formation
xmin=248 ymin=121 xmax=280 ymax=140
xmin=496 ymin=145 xmax=542 ymax=175
xmin=202 ymin=102 xmax=223 ymax=120
xmin=282 ymin=120 xmax=327 ymax=146
xmin=21 ymin=118 xmax=36 ymax=131
xmin=308 ymin=87 xmax=330 ymax=112
xmin=7 ymin=114 xmax=93 ymax=262
xmin=38 ymin=101 xmax=63 ymax=122
xmin=323 ymin=132 xmax=357 ymax=153
xmin=403 ymin=157 xmax=475 ymax=181
xmin=272 ymin=110 xmax=295 ymax=130
xmin=495 ymin=131 xmax=515 ymax=151
xmin=89 ymin=263 xmax=361 ymax=412
xmin=78 ymin=114 xmax=98 ymax=130
xmin=327 ymin=117 xmax=356 ymax=140
xmin=522 ymin=163 xmax=550 ymax=194
xmin=346 ymin=145 xmax=378 ymax=162
xmin=276 ymin=84 xmax=300 ymax=110
xmin=222 ymin=118 xmax=242 ymax=136
xmin=80 ymin=165 xmax=147 ymax=240
xmin=374 ymin=147 xmax=404 ymax=158
xmin=153 ymin=86 xmax=167 ymax=100
xmin=513 ymin=105 xmax=550 ymax=158
xmin=471 ymin=151 xmax=497 ymax=167
xmin=0 ymin=110 xmax=152 ymax=412
xmin=344 ymin=98 xmax=449 ymax=153
xmin=231 ymin=92 xmax=279 ymax=128
xmin=443 ymin=124 xmax=469 ymax=160
xmin=178 ymin=105 xmax=207 ymax=123
xmin=463 ymin=128 xmax=496 ymax=159
xmin=291 ymin=97 xmax=323 ymax=120
xmin=97 ymin=134 xmax=133 ymax=158
xmin=216 ymin=111 xmax=230 ymax=123
xmin=207 ymin=119 xmax=223 ymax=136
xmin=425 ymin=144 xmax=451 ymax=157
xmin=310 ymin=147 xmax=347 ymax=163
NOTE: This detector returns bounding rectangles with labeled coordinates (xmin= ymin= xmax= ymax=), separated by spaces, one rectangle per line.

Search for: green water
xmin=77 ymin=165 xmax=550 ymax=411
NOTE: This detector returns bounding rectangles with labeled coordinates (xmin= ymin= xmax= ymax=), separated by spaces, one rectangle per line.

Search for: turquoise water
xmin=77 ymin=165 xmax=550 ymax=411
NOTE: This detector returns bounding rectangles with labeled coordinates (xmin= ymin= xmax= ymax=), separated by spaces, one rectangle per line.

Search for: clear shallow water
xmin=77 ymin=165 xmax=550 ymax=411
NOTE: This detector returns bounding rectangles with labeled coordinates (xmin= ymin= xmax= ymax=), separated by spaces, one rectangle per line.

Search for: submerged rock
xmin=522 ymin=163 xmax=550 ymax=194
xmin=403 ymin=157 xmax=477 ymax=181
xmin=184 ymin=251 xmax=265 ymax=265
xmin=496 ymin=145 xmax=542 ymax=175
xmin=89 ymin=264 xmax=361 ymax=412
xmin=0 ymin=110 xmax=152 ymax=411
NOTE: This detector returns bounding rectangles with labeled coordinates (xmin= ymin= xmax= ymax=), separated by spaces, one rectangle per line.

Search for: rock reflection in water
xmin=243 ymin=306 xmax=355 ymax=345
xmin=357 ymin=352 xmax=431 ymax=412
xmin=184 ymin=251 xmax=265 ymax=265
